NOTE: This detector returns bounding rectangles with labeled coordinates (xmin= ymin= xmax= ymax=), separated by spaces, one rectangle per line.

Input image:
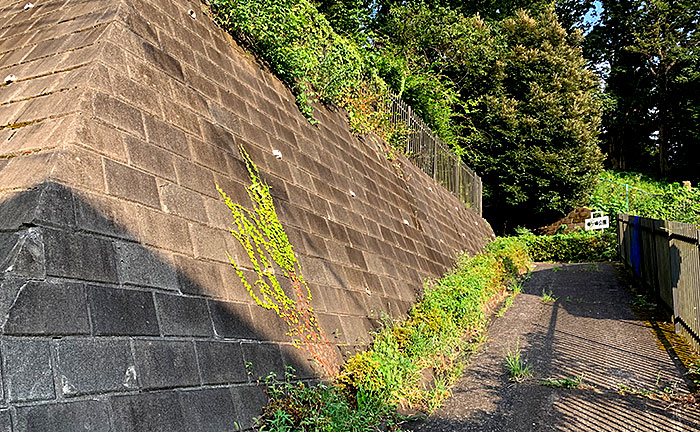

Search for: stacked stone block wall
xmin=0 ymin=0 xmax=494 ymax=430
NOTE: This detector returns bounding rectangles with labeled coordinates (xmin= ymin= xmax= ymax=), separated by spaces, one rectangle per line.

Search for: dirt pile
xmin=537 ymin=207 xmax=593 ymax=235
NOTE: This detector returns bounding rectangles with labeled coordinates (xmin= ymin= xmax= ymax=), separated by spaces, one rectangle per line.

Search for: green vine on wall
xmin=207 ymin=0 xmax=410 ymax=153
xmin=218 ymin=145 xmax=339 ymax=377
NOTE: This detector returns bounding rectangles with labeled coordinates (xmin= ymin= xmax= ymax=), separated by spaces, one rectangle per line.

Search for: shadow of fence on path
xmin=409 ymin=264 xmax=700 ymax=432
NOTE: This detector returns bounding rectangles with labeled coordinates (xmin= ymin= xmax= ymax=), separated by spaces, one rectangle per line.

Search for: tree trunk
xmin=657 ymin=73 xmax=671 ymax=177
xmin=658 ymin=121 xmax=669 ymax=176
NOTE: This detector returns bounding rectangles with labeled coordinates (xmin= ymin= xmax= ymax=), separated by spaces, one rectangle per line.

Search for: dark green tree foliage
xmin=424 ymin=0 xmax=548 ymax=20
xmin=585 ymin=1 xmax=654 ymax=173
xmin=465 ymin=7 xmax=604 ymax=228
xmin=371 ymin=4 xmax=499 ymax=147
xmin=314 ymin=0 xmax=372 ymax=38
xmin=673 ymin=53 xmax=700 ymax=181
xmin=589 ymin=0 xmax=700 ymax=180
xmin=629 ymin=0 xmax=700 ymax=178
xmin=554 ymin=0 xmax=596 ymax=32
xmin=367 ymin=3 xmax=604 ymax=228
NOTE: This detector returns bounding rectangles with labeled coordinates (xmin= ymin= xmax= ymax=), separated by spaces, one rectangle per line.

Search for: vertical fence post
xmin=454 ymin=158 xmax=459 ymax=197
xmin=432 ymin=138 xmax=437 ymax=181
xmin=476 ymin=177 xmax=482 ymax=215
xmin=387 ymin=91 xmax=482 ymax=211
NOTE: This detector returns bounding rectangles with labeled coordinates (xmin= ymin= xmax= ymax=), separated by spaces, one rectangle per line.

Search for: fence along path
xmin=387 ymin=94 xmax=483 ymax=215
xmin=617 ymin=214 xmax=700 ymax=352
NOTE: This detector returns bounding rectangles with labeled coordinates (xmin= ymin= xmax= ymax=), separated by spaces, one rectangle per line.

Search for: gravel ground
xmin=406 ymin=263 xmax=700 ymax=432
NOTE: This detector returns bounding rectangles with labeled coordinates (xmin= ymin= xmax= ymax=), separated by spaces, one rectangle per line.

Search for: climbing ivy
xmin=218 ymin=145 xmax=339 ymax=376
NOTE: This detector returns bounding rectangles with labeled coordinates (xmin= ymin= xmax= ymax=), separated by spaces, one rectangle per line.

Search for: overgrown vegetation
xmin=219 ymin=146 xmax=339 ymax=377
xmin=258 ymin=368 xmax=401 ymax=431
xmin=208 ymin=0 xmax=404 ymax=145
xmin=591 ymin=170 xmax=700 ymax=224
xmin=256 ymin=236 xmax=531 ymax=430
xmin=207 ymin=0 xmax=604 ymax=229
xmin=512 ymin=228 xmax=617 ymax=262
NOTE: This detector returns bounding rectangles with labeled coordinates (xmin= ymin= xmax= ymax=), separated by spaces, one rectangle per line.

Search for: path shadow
xmin=407 ymin=264 xmax=700 ymax=432
xmin=523 ymin=265 xmax=695 ymax=389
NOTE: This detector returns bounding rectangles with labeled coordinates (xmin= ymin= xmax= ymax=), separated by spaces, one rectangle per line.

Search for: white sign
xmin=585 ymin=210 xmax=609 ymax=231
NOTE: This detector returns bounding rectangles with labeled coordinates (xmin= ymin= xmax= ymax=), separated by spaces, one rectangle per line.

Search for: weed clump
xmin=541 ymin=289 xmax=557 ymax=303
xmin=257 ymin=368 xmax=400 ymax=432
xmin=541 ymin=374 xmax=584 ymax=388
xmin=505 ymin=340 xmax=532 ymax=382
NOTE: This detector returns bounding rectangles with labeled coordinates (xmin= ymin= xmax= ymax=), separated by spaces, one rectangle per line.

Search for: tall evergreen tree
xmin=629 ymin=0 xmax=700 ymax=178
xmin=465 ymin=6 xmax=604 ymax=229
xmin=589 ymin=0 xmax=700 ymax=178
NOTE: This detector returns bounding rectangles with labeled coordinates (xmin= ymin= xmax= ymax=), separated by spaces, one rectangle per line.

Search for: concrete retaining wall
xmin=0 ymin=0 xmax=494 ymax=429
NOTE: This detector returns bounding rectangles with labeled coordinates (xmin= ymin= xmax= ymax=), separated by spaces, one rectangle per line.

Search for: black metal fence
xmin=617 ymin=214 xmax=700 ymax=352
xmin=387 ymin=94 xmax=483 ymax=215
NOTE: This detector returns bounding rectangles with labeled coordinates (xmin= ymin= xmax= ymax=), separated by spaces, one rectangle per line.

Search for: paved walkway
xmin=408 ymin=263 xmax=700 ymax=432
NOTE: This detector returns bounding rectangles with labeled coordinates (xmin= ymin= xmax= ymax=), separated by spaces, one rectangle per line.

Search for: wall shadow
xmin=0 ymin=181 xmax=329 ymax=431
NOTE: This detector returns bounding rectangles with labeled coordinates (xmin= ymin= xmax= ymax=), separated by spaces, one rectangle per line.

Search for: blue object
xmin=630 ymin=216 xmax=642 ymax=276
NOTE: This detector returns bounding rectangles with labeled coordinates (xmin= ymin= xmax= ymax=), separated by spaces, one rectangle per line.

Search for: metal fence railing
xmin=617 ymin=214 xmax=700 ymax=352
xmin=386 ymin=93 xmax=483 ymax=215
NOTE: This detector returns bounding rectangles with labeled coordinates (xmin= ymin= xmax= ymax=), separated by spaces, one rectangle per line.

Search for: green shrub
xmin=515 ymin=229 xmax=617 ymax=262
xmin=256 ymin=238 xmax=531 ymax=431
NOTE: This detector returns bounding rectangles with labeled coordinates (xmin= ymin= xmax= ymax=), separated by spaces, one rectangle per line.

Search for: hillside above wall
xmin=0 ymin=0 xmax=494 ymax=430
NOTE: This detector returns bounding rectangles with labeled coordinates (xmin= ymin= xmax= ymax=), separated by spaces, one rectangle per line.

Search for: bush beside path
xmin=408 ymin=263 xmax=700 ymax=432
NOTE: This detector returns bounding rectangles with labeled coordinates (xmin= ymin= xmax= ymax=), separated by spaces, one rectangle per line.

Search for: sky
xmin=583 ymin=0 xmax=604 ymax=33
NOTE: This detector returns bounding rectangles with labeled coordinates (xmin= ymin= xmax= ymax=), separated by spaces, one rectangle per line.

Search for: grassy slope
xmin=591 ymin=170 xmax=700 ymax=224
